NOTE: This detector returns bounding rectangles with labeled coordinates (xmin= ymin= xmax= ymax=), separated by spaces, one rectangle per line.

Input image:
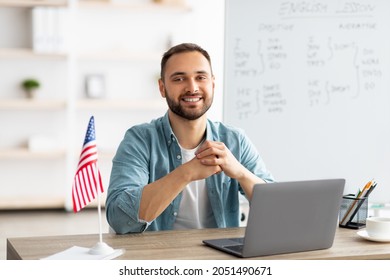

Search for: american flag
xmin=72 ymin=116 xmax=104 ymax=212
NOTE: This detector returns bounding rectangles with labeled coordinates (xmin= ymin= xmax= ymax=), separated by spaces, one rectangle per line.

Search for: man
xmin=106 ymin=43 xmax=274 ymax=234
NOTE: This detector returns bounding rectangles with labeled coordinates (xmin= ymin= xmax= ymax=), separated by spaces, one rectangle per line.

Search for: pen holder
xmin=339 ymin=195 xmax=368 ymax=229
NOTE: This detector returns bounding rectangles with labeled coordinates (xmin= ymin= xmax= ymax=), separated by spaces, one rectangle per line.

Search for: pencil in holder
xmin=339 ymin=194 xmax=368 ymax=229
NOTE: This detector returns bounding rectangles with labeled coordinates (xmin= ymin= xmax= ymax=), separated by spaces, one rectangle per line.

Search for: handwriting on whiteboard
xmin=230 ymin=1 xmax=383 ymax=120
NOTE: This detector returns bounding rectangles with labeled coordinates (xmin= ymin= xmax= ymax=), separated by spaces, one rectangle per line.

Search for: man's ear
xmin=158 ymin=79 xmax=166 ymax=98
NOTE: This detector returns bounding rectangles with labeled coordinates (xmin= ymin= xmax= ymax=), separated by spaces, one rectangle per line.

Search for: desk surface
xmin=7 ymin=227 xmax=390 ymax=260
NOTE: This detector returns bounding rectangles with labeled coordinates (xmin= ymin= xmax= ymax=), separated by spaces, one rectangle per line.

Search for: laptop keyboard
xmin=228 ymin=237 xmax=244 ymax=243
xmin=226 ymin=244 xmax=244 ymax=253
xmin=224 ymin=238 xmax=244 ymax=253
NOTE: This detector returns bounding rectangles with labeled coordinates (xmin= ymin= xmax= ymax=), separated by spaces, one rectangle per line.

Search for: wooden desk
xmin=7 ymin=227 xmax=390 ymax=260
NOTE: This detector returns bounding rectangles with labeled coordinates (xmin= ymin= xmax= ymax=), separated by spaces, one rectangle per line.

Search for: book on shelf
xmin=32 ymin=7 xmax=69 ymax=54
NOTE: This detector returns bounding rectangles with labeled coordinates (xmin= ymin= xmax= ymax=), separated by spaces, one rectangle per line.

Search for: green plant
xmin=21 ymin=79 xmax=40 ymax=91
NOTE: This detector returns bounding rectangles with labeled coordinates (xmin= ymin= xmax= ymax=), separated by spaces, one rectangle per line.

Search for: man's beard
xmin=164 ymin=89 xmax=213 ymax=121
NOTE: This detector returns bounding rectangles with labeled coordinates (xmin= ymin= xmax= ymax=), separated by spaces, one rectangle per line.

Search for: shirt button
xmin=177 ymin=155 xmax=181 ymax=160
xmin=173 ymin=212 xmax=177 ymax=216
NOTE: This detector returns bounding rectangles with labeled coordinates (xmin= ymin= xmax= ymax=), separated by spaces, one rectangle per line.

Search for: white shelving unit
xmin=0 ymin=48 xmax=68 ymax=59
xmin=0 ymin=0 xmax=190 ymax=210
xmin=0 ymin=98 xmax=67 ymax=109
xmin=78 ymin=0 xmax=190 ymax=11
xmin=0 ymin=148 xmax=66 ymax=160
xmin=0 ymin=0 xmax=67 ymax=7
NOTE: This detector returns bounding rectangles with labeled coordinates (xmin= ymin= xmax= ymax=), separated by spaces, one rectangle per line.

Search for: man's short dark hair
xmin=160 ymin=43 xmax=213 ymax=81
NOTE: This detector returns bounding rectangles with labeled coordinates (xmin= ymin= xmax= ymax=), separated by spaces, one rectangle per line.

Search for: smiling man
xmin=106 ymin=43 xmax=274 ymax=234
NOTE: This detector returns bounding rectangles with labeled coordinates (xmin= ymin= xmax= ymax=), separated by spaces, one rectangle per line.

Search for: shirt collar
xmin=161 ymin=111 xmax=213 ymax=147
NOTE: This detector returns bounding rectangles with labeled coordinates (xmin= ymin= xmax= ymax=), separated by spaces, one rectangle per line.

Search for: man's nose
xmin=185 ymin=79 xmax=199 ymax=93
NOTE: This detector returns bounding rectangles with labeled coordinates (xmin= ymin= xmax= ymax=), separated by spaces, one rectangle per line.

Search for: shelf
xmin=0 ymin=0 xmax=68 ymax=8
xmin=77 ymin=50 xmax=161 ymax=62
xmin=76 ymin=98 xmax=166 ymax=110
xmin=0 ymin=98 xmax=166 ymax=111
xmin=0 ymin=196 xmax=66 ymax=209
xmin=0 ymin=48 xmax=68 ymax=60
xmin=0 ymin=148 xmax=66 ymax=160
xmin=78 ymin=0 xmax=191 ymax=12
xmin=0 ymin=1 xmax=191 ymax=13
xmin=0 ymin=99 xmax=67 ymax=110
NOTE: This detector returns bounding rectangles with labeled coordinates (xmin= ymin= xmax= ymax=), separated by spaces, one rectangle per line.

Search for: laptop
xmin=203 ymin=179 xmax=345 ymax=258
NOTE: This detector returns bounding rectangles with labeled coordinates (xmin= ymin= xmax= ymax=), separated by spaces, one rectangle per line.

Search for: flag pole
xmin=96 ymin=164 xmax=103 ymax=243
xmin=88 ymin=127 xmax=114 ymax=256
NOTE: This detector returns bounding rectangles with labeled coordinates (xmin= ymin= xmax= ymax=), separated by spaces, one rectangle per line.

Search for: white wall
xmin=73 ymin=0 xmax=225 ymax=121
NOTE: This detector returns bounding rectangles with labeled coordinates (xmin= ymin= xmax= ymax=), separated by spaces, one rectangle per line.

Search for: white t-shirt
xmin=173 ymin=145 xmax=217 ymax=230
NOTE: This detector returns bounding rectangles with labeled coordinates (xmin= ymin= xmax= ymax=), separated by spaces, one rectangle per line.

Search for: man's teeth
xmin=183 ymin=97 xmax=201 ymax=102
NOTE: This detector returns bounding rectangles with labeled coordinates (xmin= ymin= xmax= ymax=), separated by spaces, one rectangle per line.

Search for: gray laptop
xmin=203 ymin=179 xmax=345 ymax=258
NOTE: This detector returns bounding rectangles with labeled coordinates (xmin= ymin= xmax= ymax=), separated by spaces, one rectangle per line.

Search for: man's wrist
xmin=175 ymin=163 xmax=193 ymax=184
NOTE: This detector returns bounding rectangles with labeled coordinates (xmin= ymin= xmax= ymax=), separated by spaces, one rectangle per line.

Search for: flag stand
xmin=88 ymin=161 xmax=115 ymax=255
xmin=66 ymin=116 xmax=123 ymax=259
xmin=89 ymin=241 xmax=115 ymax=255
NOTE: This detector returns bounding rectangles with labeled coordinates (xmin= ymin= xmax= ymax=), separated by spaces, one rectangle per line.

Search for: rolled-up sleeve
xmin=105 ymin=129 xmax=152 ymax=234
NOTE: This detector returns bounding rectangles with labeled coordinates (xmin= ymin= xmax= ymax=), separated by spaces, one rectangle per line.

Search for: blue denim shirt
xmin=106 ymin=113 xmax=274 ymax=234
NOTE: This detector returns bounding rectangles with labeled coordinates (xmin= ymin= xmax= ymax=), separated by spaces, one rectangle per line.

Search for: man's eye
xmin=173 ymin=77 xmax=184 ymax=82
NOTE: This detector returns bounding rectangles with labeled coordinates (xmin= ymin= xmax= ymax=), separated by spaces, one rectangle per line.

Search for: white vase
xmin=25 ymin=89 xmax=38 ymax=99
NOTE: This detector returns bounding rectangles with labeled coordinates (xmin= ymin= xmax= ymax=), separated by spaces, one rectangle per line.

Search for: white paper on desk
xmin=40 ymin=246 xmax=124 ymax=260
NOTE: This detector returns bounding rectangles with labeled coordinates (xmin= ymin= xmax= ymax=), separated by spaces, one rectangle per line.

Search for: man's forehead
xmin=165 ymin=52 xmax=212 ymax=75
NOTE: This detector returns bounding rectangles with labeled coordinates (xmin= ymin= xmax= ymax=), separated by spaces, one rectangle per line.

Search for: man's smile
xmin=182 ymin=96 xmax=203 ymax=103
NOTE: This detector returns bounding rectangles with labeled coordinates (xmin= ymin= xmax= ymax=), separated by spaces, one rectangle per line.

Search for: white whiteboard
xmin=223 ymin=0 xmax=390 ymax=203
